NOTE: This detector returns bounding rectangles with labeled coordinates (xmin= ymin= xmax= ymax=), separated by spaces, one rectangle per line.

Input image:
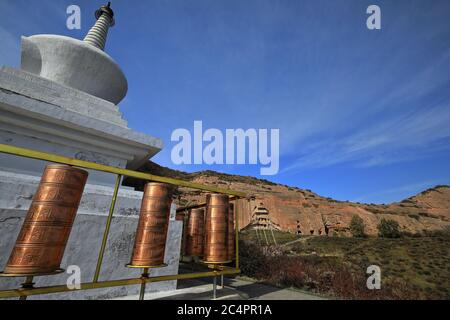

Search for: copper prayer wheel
xmin=128 ymin=182 xmax=173 ymax=268
xmin=4 ymin=164 xmax=88 ymax=275
xmin=185 ymin=208 xmax=205 ymax=257
xmin=203 ymin=194 xmax=229 ymax=264
xmin=227 ymin=202 xmax=236 ymax=261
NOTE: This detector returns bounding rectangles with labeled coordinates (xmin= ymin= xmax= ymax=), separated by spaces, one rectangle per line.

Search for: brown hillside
xmin=123 ymin=161 xmax=450 ymax=236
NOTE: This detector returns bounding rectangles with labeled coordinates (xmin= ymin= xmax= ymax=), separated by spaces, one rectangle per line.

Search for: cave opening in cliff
xmin=310 ymin=230 xmax=314 ymax=235
xmin=296 ymin=220 xmax=301 ymax=234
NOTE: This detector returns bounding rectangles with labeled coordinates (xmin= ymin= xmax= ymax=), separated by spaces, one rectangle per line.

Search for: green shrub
xmin=378 ymin=219 xmax=401 ymax=238
xmin=238 ymin=240 xmax=269 ymax=277
xmin=349 ymin=215 xmax=366 ymax=238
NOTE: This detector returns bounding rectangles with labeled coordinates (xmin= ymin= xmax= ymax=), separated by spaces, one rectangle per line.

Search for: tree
xmin=349 ymin=215 xmax=366 ymax=238
xmin=378 ymin=218 xmax=401 ymax=238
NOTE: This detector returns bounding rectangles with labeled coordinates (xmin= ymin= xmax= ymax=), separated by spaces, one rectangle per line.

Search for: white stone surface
xmin=112 ymin=284 xmax=242 ymax=300
xmin=0 ymin=66 xmax=127 ymax=127
xmin=21 ymin=35 xmax=128 ymax=105
xmin=0 ymin=66 xmax=162 ymax=185
xmin=0 ymin=171 xmax=182 ymax=300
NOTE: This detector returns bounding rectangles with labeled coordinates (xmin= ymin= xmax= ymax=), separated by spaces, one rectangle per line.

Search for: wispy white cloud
xmin=0 ymin=0 xmax=65 ymax=67
xmin=352 ymin=179 xmax=444 ymax=203
xmin=281 ymin=100 xmax=450 ymax=173
xmin=281 ymin=45 xmax=450 ymax=173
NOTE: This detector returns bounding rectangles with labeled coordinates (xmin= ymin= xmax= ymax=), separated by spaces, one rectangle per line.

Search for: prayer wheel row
xmin=2 ymin=163 xmax=235 ymax=276
xmin=184 ymin=194 xmax=236 ymax=264
xmin=2 ymin=164 xmax=176 ymax=275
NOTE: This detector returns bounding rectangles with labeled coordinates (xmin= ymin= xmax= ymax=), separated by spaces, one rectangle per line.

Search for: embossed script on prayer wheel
xmin=203 ymin=194 xmax=229 ymax=264
xmin=4 ymin=165 xmax=88 ymax=275
xmin=227 ymin=202 xmax=236 ymax=261
xmin=185 ymin=208 xmax=205 ymax=257
xmin=128 ymin=182 xmax=173 ymax=268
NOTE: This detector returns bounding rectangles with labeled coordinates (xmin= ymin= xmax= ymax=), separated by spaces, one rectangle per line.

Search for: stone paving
xmin=114 ymin=276 xmax=326 ymax=300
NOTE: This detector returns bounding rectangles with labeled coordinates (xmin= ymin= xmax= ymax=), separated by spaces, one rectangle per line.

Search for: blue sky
xmin=1 ymin=0 xmax=449 ymax=204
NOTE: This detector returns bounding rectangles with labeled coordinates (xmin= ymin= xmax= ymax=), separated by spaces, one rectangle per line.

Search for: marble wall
xmin=0 ymin=171 xmax=182 ymax=300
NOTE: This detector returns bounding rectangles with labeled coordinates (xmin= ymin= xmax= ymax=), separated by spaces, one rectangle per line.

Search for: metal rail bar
xmin=270 ymin=227 xmax=277 ymax=245
xmin=0 ymin=144 xmax=246 ymax=197
xmin=263 ymin=229 xmax=269 ymax=245
xmin=235 ymin=200 xmax=240 ymax=269
xmin=212 ymin=276 xmax=217 ymax=300
xmin=139 ymin=268 xmax=149 ymax=301
xmin=176 ymin=202 xmax=207 ymax=212
xmin=176 ymin=196 xmax=239 ymax=212
xmin=19 ymin=276 xmax=34 ymax=301
xmin=93 ymin=174 xmax=122 ymax=282
xmin=0 ymin=268 xmax=240 ymax=299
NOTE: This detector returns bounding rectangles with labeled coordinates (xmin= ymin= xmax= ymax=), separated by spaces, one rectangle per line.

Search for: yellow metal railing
xmin=0 ymin=143 xmax=245 ymax=300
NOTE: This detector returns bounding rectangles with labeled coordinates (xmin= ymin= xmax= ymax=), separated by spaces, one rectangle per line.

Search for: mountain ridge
xmin=124 ymin=160 xmax=448 ymax=205
xmin=123 ymin=161 xmax=450 ymax=236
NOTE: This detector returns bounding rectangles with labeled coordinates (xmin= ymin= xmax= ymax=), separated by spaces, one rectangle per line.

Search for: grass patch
xmin=240 ymin=229 xmax=300 ymax=245
xmin=239 ymin=231 xmax=450 ymax=299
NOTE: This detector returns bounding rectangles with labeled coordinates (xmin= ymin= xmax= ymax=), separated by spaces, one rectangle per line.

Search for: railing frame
xmin=0 ymin=143 xmax=244 ymax=300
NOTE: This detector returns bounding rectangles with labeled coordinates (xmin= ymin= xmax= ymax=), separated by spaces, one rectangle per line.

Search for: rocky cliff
xmin=123 ymin=161 xmax=450 ymax=236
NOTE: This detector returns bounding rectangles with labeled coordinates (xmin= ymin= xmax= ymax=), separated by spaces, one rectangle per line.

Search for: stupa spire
xmin=83 ymin=2 xmax=115 ymax=50
xmin=20 ymin=1 xmax=127 ymax=104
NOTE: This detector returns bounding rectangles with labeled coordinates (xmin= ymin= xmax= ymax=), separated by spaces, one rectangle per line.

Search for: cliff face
xmin=123 ymin=162 xmax=450 ymax=236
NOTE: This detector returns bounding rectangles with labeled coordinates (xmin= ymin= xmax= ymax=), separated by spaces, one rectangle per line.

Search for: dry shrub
xmin=239 ymin=240 xmax=428 ymax=300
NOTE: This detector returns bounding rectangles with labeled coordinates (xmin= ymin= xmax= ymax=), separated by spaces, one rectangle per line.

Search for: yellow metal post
xmin=235 ymin=200 xmax=240 ymax=269
xmin=139 ymin=268 xmax=149 ymax=301
xmin=212 ymin=275 xmax=217 ymax=300
xmin=19 ymin=276 xmax=34 ymax=300
xmin=93 ymin=174 xmax=122 ymax=282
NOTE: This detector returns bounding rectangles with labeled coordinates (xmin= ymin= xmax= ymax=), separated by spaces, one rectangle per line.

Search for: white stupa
xmin=0 ymin=2 xmax=162 ymax=184
xmin=22 ymin=2 xmax=127 ymax=105
xmin=0 ymin=3 xmax=182 ymax=300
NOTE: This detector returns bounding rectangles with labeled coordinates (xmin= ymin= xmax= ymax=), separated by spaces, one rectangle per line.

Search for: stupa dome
xmin=20 ymin=2 xmax=127 ymax=105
